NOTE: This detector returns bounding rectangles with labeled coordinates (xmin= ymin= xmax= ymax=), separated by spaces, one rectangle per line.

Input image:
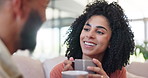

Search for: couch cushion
xmin=126 ymin=62 xmax=148 ymax=77
xmin=12 ymin=55 xmax=45 ymax=78
xmin=43 ymin=56 xmax=67 ymax=78
xmin=126 ymin=71 xmax=146 ymax=78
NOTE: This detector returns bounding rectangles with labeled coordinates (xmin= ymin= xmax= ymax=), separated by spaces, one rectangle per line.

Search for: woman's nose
xmin=86 ymin=30 xmax=95 ymax=39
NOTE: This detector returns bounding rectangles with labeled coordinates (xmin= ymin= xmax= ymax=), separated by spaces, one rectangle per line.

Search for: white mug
xmin=62 ymin=70 xmax=88 ymax=78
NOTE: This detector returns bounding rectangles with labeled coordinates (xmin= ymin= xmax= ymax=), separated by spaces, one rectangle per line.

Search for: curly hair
xmin=64 ymin=0 xmax=135 ymax=74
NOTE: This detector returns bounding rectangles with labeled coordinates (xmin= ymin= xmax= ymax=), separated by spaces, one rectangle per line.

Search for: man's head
xmin=0 ymin=0 xmax=49 ymax=54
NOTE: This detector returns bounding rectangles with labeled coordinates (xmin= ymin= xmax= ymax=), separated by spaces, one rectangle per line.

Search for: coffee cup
xmin=73 ymin=59 xmax=96 ymax=74
xmin=62 ymin=70 xmax=88 ymax=78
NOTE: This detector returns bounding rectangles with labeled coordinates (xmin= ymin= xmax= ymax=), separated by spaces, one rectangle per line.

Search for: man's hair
xmin=0 ymin=0 xmax=10 ymax=8
xmin=64 ymin=0 xmax=135 ymax=75
xmin=0 ymin=0 xmax=4 ymax=6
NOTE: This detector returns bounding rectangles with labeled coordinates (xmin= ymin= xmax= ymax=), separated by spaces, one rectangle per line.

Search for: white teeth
xmin=84 ymin=42 xmax=96 ymax=46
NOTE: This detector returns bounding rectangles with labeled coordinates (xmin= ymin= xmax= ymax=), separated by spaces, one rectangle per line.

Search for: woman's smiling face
xmin=80 ymin=15 xmax=112 ymax=58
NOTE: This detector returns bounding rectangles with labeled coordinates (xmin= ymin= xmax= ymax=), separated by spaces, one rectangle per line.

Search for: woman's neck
xmin=82 ymin=53 xmax=104 ymax=62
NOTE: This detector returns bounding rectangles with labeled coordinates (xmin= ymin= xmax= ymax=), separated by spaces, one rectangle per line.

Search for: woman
xmin=50 ymin=0 xmax=135 ymax=78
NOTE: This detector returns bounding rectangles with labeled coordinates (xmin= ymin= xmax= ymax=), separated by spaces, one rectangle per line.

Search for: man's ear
xmin=12 ymin=0 xmax=22 ymax=19
xmin=12 ymin=0 xmax=30 ymax=22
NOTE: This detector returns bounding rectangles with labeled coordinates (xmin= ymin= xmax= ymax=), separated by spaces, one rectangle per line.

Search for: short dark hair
xmin=0 ymin=0 xmax=4 ymax=6
xmin=64 ymin=0 xmax=135 ymax=75
xmin=0 ymin=0 xmax=10 ymax=8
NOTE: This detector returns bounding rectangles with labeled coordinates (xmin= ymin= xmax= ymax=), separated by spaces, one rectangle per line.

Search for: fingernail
xmin=62 ymin=63 xmax=65 ymax=66
xmin=87 ymin=66 xmax=91 ymax=69
xmin=69 ymin=57 xmax=74 ymax=61
xmin=93 ymin=58 xmax=97 ymax=61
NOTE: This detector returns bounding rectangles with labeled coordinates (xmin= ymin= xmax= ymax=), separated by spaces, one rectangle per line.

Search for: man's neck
xmin=0 ymin=37 xmax=17 ymax=54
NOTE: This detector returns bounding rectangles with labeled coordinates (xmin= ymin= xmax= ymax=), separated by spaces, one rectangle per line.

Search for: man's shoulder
xmin=0 ymin=39 xmax=23 ymax=78
xmin=0 ymin=66 xmax=10 ymax=78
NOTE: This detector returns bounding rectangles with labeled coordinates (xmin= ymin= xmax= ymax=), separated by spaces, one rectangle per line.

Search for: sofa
xmin=43 ymin=56 xmax=67 ymax=78
xmin=12 ymin=55 xmax=148 ymax=78
xmin=12 ymin=55 xmax=45 ymax=78
xmin=12 ymin=55 xmax=66 ymax=78
xmin=126 ymin=61 xmax=148 ymax=78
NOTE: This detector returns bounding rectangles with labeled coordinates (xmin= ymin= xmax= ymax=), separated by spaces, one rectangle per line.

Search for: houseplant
xmin=135 ymin=41 xmax=148 ymax=60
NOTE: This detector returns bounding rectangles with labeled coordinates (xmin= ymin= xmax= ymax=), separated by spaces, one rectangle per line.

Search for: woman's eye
xmin=97 ymin=31 xmax=104 ymax=34
xmin=83 ymin=28 xmax=90 ymax=31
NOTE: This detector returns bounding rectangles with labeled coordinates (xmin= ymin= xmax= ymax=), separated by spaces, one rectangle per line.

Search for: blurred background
xmin=23 ymin=0 xmax=148 ymax=62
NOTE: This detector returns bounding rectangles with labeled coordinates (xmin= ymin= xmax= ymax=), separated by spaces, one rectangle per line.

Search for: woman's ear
xmin=108 ymin=44 xmax=110 ymax=48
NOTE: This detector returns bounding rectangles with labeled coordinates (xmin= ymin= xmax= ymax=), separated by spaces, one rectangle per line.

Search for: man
xmin=0 ymin=0 xmax=50 ymax=78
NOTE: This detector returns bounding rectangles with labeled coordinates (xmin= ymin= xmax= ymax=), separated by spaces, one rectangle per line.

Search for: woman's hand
xmin=87 ymin=58 xmax=109 ymax=78
xmin=63 ymin=57 xmax=74 ymax=71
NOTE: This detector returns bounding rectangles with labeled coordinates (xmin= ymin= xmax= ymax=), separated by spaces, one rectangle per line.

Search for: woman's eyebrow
xmin=85 ymin=23 xmax=91 ymax=26
xmin=85 ymin=23 xmax=107 ymax=31
xmin=96 ymin=26 xmax=107 ymax=31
